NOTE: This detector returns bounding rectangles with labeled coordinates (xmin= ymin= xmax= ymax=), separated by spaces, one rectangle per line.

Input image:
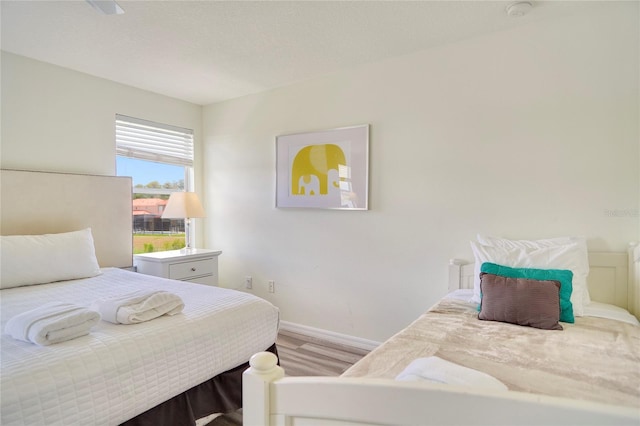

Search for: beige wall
xmin=203 ymin=4 xmax=639 ymax=341
xmin=1 ymin=52 xmax=203 ymax=176
xmin=1 ymin=52 xmax=206 ymax=245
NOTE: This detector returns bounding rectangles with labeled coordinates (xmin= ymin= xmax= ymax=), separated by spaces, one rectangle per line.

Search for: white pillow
xmin=1 ymin=228 xmax=101 ymax=289
xmin=476 ymin=235 xmax=591 ymax=307
xmin=477 ymin=234 xmax=585 ymax=251
xmin=469 ymin=241 xmax=588 ymax=316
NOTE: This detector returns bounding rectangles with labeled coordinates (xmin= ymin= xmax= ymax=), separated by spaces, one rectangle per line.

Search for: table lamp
xmin=161 ymin=192 xmax=206 ymax=252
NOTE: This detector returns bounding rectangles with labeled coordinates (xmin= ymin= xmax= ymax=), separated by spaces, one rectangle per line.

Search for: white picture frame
xmin=275 ymin=125 xmax=369 ymax=210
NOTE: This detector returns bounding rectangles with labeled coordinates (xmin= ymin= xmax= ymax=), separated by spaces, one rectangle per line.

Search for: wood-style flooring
xmin=276 ymin=330 xmax=371 ymax=376
xmin=202 ymin=331 xmax=370 ymax=426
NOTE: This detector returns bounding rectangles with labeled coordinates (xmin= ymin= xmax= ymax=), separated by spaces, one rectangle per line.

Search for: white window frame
xmin=116 ymin=114 xmax=196 ymax=248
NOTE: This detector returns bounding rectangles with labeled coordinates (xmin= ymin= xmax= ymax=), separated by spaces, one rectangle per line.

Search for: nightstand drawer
xmin=134 ymin=249 xmax=222 ymax=286
xmin=169 ymin=258 xmax=215 ymax=280
xmin=184 ymin=275 xmax=216 ymax=286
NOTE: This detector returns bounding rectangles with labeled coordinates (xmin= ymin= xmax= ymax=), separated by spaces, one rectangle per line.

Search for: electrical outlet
xmin=268 ymin=280 xmax=275 ymax=293
xmin=245 ymin=276 xmax=252 ymax=289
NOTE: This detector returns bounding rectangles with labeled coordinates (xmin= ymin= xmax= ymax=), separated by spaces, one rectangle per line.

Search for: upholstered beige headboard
xmin=1 ymin=169 xmax=132 ymax=268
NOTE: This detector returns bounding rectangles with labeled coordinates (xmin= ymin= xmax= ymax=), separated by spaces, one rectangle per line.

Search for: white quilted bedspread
xmin=0 ymin=268 xmax=280 ymax=426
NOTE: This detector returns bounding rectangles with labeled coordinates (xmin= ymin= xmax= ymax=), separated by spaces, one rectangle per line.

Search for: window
xmin=115 ymin=114 xmax=194 ymax=254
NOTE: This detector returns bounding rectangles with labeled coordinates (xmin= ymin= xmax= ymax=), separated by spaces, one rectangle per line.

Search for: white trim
xmin=448 ymin=258 xmax=465 ymax=292
xmin=279 ymin=321 xmax=380 ymax=352
xmin=630 ymin=242 xmax=639 ymax=317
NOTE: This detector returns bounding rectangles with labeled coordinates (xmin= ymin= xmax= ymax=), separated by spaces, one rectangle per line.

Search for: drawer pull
xmin=169 ymin=259 xmax=213 ymax=280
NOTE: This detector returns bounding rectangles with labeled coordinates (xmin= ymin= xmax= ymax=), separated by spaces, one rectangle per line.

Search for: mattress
xmin=0 ymin=268 xmax=280 ymax=426
xmin=342 ymin=294 xmax=640 ymax=409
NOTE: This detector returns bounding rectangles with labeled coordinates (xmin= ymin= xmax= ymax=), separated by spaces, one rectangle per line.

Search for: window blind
xmin=116 ymin=114 xmax=194 ymax=167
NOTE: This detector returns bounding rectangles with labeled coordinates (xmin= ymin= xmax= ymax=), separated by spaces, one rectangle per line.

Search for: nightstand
xmin=134 ymin=249 xmax=222 ymax=286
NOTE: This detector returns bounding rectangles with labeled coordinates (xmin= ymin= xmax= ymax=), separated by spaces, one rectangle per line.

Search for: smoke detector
xmin=505 ymin=1 xmax=533 ymax=17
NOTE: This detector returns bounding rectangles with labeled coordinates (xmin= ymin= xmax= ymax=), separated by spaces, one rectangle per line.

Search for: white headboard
xmin=1 ymin=169 xmax=133 ymax=268
xmin=448 ymin=245 xmax=640 ymax=318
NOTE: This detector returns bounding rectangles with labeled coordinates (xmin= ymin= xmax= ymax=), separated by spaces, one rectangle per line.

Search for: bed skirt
xmin=120 ymin=343 xmax=278 ymax=426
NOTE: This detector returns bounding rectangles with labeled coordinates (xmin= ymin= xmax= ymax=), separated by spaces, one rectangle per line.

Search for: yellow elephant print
xmin=291 ymin=144 xmax=347 ymax=196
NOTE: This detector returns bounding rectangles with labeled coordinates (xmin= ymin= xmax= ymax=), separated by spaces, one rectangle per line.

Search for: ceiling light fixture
xmin=86 ymin=0 xmax=125 ymax=15
xmin=505 ymin=1 xmax=532 ymax=17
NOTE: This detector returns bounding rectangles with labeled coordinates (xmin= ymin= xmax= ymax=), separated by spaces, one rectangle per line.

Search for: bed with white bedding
xmin=0 ymin=169 xmax=280 ymax=425
xmin=243 ymin=237 xmax=640 ymax=425
xmin=1 ymin=268 xmax=279 ymax=425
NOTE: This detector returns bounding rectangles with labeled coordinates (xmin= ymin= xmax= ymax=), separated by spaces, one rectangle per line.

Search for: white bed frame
xmin=243 ymin=246 xmax=640 ymax=426
xmin=448 ymin=247 xmax=640 ymax=317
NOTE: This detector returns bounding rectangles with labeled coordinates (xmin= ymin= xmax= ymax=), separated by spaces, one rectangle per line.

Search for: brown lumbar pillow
xmin=478 ymin=273 xmax=563 ymax=330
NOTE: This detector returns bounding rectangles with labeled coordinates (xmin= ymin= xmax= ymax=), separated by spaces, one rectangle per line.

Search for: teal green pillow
xmin=479 ymin=262 xmax=574 ymax=323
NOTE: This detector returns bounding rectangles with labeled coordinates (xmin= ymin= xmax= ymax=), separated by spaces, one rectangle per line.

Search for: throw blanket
xmin=342 ymin=298 xmax=640 ymax=409
xmin=5 ymin=302 xmax=101 ymax=346
xmin=91 ymin=290 xmax=184 ymax=324
xmin=395 ymin=356 xmax=508 ymax=391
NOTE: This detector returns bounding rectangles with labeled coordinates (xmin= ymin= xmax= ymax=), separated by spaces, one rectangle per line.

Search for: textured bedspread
xmin=342 ymin=298 xmax=640 ymax=408
xmin=1 ymin=268 xmax=280 ymax=426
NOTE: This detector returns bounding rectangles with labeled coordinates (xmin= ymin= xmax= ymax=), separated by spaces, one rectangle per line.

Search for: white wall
xmin=203 ymin=4 xmax=639 ymax=341
xmin=1 ymin=51 xmax=203 ymax=183
xmin=1 ymin=51 xmax=206 ymax=243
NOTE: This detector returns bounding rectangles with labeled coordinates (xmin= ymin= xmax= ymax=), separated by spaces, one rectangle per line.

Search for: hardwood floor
xmin=202 ymin=331 xmax=370 ymax=426
xmin=276 ymin=330 xmax=371 ymax=376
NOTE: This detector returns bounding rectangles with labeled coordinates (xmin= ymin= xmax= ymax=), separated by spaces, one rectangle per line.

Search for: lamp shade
xmin=161 ymin=192 xmax=206 ymax=219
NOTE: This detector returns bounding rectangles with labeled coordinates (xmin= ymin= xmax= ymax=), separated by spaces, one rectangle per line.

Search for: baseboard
xmin=279 ymin=321 xmax=381 ymax=352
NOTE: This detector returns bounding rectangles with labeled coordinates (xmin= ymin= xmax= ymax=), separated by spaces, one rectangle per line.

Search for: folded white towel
xmin=5 ymin=302 xmax=101 ymax=346
xmin=395 ymin=356 xmax=508 ymax=391
xmin=91 ymin=290 xmax=184 ymax=324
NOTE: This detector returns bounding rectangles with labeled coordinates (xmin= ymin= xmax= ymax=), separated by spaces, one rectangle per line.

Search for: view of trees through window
xmin=117 ymin=156 xmax=189 ymax=254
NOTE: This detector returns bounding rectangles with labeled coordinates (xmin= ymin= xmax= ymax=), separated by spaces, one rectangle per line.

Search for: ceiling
xmin=1 ymin=1 xmax=613 ymax=105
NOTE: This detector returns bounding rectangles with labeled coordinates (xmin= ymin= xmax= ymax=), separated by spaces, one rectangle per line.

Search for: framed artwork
xmin=276 ymin=124 xmax=369 ymax=210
